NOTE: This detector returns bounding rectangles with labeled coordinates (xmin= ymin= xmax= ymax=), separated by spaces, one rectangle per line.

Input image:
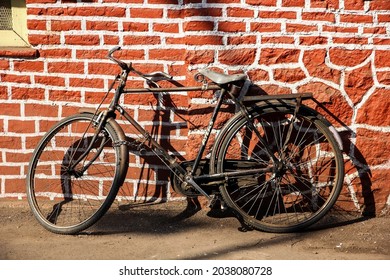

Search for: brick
xmin=377 ymin=71 xmax=390 ymax=85
xmin=11 ymin=87 xmax=45 ymax=100
xmin=0 ymin=74 xmax=30 ymax=84
xmin=35 ymin=76 xmax=65 ymax=87
xmin=273 ymin=68 xmax=306 ymax=83
xmin=219 ymin=49 xmax=256 ymax=65
xmin=86 ymin=21 xmax=118 ymax=31
xmin=323 ymin=26 xmax=359 ymax=33
xmin=356 ymin=89 xmax=390 ymax=126
xmin=123 ymin=35 xmax=161 ymax=45
xmin=218 ymin=21 xmax=246 ymax=32
xmin=7 ymin=120 xmax=36 ymax=133
xmin=302 ymin=12 xmax=335 ymax=23
xmin=153 ymin=23 xmax=179 ymax=33
xmin=88 ymin=62 xmax=119 ymax=75
xmin=332 ymin=37 xmax=368 ymax=45
xmin=123 ymin=22 xmax=149 ymax=32
xmin=261 ymin=36 xmax=295 ymax=44
xmin=375 ymin=50 xmax=390 ymax=68
xmin=282 ymin=0 xmax=304 ymax=6
xmin=340 ymin=14 xmax=373 ymax=23
xmin=259 ymin=10 xmax=297 ymax=19
xmin=149 ymin=49 xmax=185 ymax=61
xmin=259 ymin=48 xmax=300 ymax=65
xmin=183 ymin=21 xmax=214 ymax=32
xmin=131 ymin=8 xmax=163 ymax=18
xmin=4 ymin=178 xmax=27 ymax=193
xmin=0 ymin=136 xmax=22 ymax=149
xmin=247 ymin=69 xmax=269 ymax=82
xmin=104 ymin=35 xmax=120 ymax=45
xmin=27 ymin=20 xmax=47 ymax=30
xmin=28 ymin=34 xmax=61 ymax=45
xmin=344 ymin=0 xmax=365 ymax=10
xmin=286 ymin=23 xmax=318 ymax=33
xmin=49 ymin=90 xmax=81 ymax=102
xmin=25 ymin=103 xmax=59 ymax=117
xmin=148 ymin=0 xmax=179 ymax=3
xmin=228 ymin=35 xmax=257 ymax=45
xmin=69 ymin=78 xmax=105 ymax=89
xmin=227 ymin=7 xmax=255 ymax=18
xmin=329 ymin=48 xmax=372 ymax=67
xmin=364 ymin=27 xmax=387 ymax=34
xmin=0 ymin=60 xmax=10 ymax=70
xmin=13 ymin=61 xmax=44 ymax=72
xmin=355 ymin=129 xmax=390 ymax=166
xmin=51 ymin=20 xmax=81 ymax=31
xmin=299 ymin=36 xmax=328 ymax=45
xmin=183 ymin=8 xmax=223 ymax=17
xmin=48 ymin=62 xmax=85 ymax=74
xmin=184 ymin=50 xmax=215 ymax=65
xmin=65 ymin=35 xmax=100 ymax=46
xmin=251 ymin=22 xmax=281 ymax=32
xmin=378 ymin=14 xmax=390 ymax=22
xmin=246 ymin=0 xmax=277 ymax=6
xmin=184 ymin=35 xmax=223 ymax=46
xmin=369 ymin=0 xmax=390 ymax=10
xmin=0 ymin=166 xmax=21 ymax=175
xmin=0 ymin=86 xmax=7 ymax=99
xmin=0 ymin=103 xmax=20 ymax=116
xmin=310 ymin=0 xmax=339 ymax=9
xmin=39 ymin=48 xmax=72 ymax=58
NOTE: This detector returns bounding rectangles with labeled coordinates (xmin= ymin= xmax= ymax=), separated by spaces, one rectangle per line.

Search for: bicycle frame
xmin=74 ymin=63 xmax=313 ymax=200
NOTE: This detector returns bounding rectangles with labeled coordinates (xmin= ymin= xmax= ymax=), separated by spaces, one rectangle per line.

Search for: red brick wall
xmin=0 ymin=0 xmax=389 ymax=215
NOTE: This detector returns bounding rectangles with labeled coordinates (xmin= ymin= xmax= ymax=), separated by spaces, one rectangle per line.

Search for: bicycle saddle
xmin=199 ymin=69 xmax=246 ymax=85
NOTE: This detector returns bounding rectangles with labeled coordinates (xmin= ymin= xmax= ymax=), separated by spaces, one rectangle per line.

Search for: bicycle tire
xmin=212 ymin=101 xmax=344 ymax=233
xmin=26 ymin=112 xmax=128 ymax=234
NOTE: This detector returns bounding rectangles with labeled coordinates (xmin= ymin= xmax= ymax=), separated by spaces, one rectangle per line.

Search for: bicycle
xmin=26 ymin=46 xmax=345 ymax=234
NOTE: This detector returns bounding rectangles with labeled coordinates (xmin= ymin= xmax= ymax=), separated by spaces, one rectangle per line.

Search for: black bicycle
xmin=26 ymin=47 xmax=344 ymax=234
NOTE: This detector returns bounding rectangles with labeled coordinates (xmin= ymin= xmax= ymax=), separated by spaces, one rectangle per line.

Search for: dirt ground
xmin=0 ymin=199 xmax=388 ymax=260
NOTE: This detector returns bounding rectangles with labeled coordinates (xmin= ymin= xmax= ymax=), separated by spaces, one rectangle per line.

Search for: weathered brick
xmin=219 ymin=49 xmax=256 ymax=65
xmin=310 ymin=0 xmax=339 ymax=9
xmin=48 ymin=61 xmax=85 ymax=74
xmin=375 ymin=50 xmax=390 ymax=68
xmin=356 ymin=88 xmax=390 ymax=126
xmin=65 ymin=35 xmax=100 ymax=46
xmin=273 ymin=68 xmax=306 ymax=83
xmin=260 ymin=48 xmax=300 ymax=65
xmin=344 ymin=62 xmax=374 ymax=104
xmin=329 ymin=48 xmax=372 ymax=67
xmin=340 ymin=14 xmax=373 ymax=23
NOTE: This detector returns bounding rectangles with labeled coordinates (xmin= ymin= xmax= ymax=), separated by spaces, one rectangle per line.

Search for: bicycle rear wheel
xmin=26 ymin=112 xmax=127 ymax=234
xmin=214 ymin=102 xmax=344 ymax=233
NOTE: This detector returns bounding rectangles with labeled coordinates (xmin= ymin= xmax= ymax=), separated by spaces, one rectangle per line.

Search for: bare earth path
xmin=0 ymin=200 xmax=388 ymax=260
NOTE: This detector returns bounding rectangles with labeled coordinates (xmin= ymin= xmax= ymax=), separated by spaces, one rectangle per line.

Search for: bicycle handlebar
xmin=107 ymin=46 xmax=130 ymax=71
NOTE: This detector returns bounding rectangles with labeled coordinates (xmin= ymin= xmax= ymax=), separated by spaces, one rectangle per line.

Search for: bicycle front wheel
xmin=26 ymin=112 xmax=127 ymax=234
xmin=214 ymin=102 xmax=344 ymax=233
